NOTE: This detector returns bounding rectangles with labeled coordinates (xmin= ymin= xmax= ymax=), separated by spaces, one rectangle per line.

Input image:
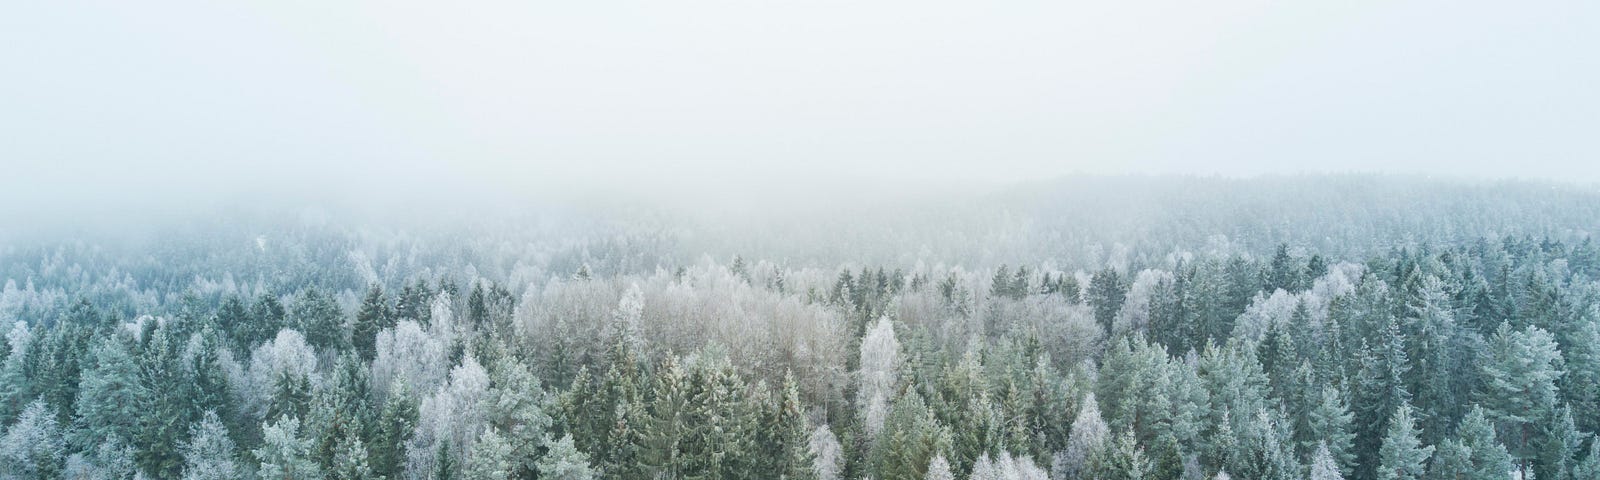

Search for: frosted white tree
xmin=371 ymin=320 xmax=448 ymax=403
xmin=857 ymin=316 xmax=900 ymax=438
xmin=1213 ymin=470 xmax=1231 ymax=480
xmin=1111 ymin=269 xmax=1173 ymax=336
xmin=464 ymin=428 xmax=513 ymax=480
xmin=244 ymin=329 xmax=319 ymax=420
xmin=535 ymin=434 xmax=596 ymax=480
xmin=1054 ymin=392 xmax=1109 ymax=480
xmin=808 ymin=424 xmax=843 ymax=480
xmin=971 ymin=453 xmax=998 ymax=480
xmin=1309 ymin=442 xmax=1343 ymax=480
xmin=609 ymin=283 xmax=644 ymax=351
xmin=924 ymin=454 xmax=953 ymax=480
xmin=63 ymin=440 xmax=136 ymax=480
xmin=0 ymin=400 xmax=65 ymax=479
xmin=405 ymin=354 xmax=490 ymax=479
xmin=254 ymin=415 xmax=319 ymax=480
xmin=180 ymin=411 xmax=240 ymax=480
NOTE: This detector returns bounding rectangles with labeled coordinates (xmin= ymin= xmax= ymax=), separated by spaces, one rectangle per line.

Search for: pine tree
xmin=1571 ymin=434 xmax=1600 ymax=480
xmin=924 ymin=454 xmax=953 ymax=480
xmin=1057 ymin=392 xmax=1109 ymax=480
xmin=1303 ymin=384 xmax=1356 ymax=474
xmin=0 ymin=399 xmax=65 ymax=479
xmin=774 ymin=372 xmax=816 ymax=480
xmin=537 ymin=434 xmax=597 ymax=480
xmin=1479 ymin=322 xmax=1564 ymax=476
xmin=370 ymin=383 xmax=417 ymax=479
xmin=181 ymin=411 xmax=240 ymax=480
xmin=1309 ymin=442 xmax=1344 ymax=480
xmin=1088 ymin=268 xmax=1127 ymax=333
xmin=1100 ymin=430 xmax=1152 ymax=480
xmin=328 ymin=425 xmax=375 ymax=480
xmin=291 ymin=287 xmax=345 ymax=352
xmin=464 ymin=428 xmax=514 ymax=480
xmin=72 ymin=336 xmax=146 ymax=450
xmin=255 ymin=415 xmax=320 ymax=480
xmin=1457 ymin=406 xmax=1514 ymax=480
xmin=352 ymin=284 xmax=392 ymax=361
xmin=1376 ymin=402 xmax=1432 ymax=480
xmin=809 ymin=425 xmax=843 ymax=480
xmin=1353 ymin=320 xmax=1412 ymax=480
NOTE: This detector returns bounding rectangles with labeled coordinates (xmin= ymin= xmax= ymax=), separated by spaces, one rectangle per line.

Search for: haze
xmin=3 ymin=0 xmax=1598 ymax=222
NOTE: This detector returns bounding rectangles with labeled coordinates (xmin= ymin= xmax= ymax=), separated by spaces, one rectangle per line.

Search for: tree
xmin=1100 ymin=431 xmax=1153 ymax=480
xmin=924 ymin=454 xmax=953 ymax=480
xmin=1055 ymin=392 xmax=1109 ymax=480
xmin=464 ymin=428 xmax=514 ymax=480
xmin=859 ymin=316 xmax=901 ymax=439
xmin=1088 ymin=269 xmax=1127 ymax=332
xmin=0 ymin=399 xmax=65 ymax=479
xmin=255 ymin=415 xmax=320 ymax=480
xmin=1440 ymin=406 xmax=1514 ymax=480
xmin=1479 ymin=322 xmax=1564 ymax=476
xmin=1309 ymin=443 xmax=1344 ymax=480
xmin=1376 ymin=402 xmax=1432 ymax=480
xmin=291 ymin=288 xmax=345 ymax=352
xmin=536 ymin=434 xmax=597 ymax=480
xmin=809 ymin=425 xmax=843 ymax=480
xmin=72 ymin=336 xmax=146 ymax=449
xmin=352 ymin=284 xmax=393 ymax=361
xmin=329 ymin=427 xmax=376 ymax=480
xmin=1303 ymin=385 xmax=1356 ymax=474
xmin=181 ymin=411 xmax=241 ymax=480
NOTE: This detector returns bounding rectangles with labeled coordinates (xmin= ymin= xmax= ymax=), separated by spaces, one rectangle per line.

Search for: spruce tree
xmin=1376 ymin=402 xmax=1432 ymax=480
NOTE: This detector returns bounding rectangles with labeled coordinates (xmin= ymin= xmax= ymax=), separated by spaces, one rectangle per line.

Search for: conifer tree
xmin=255 ymin=415 xmax=320 ymax=480
xmin=537 ymin=434 xmax=597 ymax=480
xmin=1376 ymin=402 xmax=1432 ymax=480
xmin=180 ymin=411 xmax=240 ymax=480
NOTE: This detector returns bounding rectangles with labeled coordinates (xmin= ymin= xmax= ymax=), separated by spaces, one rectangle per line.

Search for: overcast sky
xmin=3 ymin=0 xmax=1598 ymax=220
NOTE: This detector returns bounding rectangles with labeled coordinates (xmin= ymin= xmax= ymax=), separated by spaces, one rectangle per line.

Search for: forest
xmin=1 ymin=176 xmax=1599 ymax=480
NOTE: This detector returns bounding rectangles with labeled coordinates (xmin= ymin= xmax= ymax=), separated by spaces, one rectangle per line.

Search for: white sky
xmin=2 ymin=0 xmax=1598 ymax=218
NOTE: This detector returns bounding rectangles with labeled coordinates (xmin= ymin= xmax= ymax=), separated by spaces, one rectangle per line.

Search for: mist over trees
xmin=2 ymin=176 xmax=1600 ymax=479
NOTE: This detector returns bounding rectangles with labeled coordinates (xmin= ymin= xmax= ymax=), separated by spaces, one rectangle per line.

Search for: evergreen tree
xmin=255 ymin=415 xmax=320 ymax=480
xmin=1088 ymin=268 xmax=1127 ymax=333
xmin=291 ymin=288 xmax=345 ymax=352
xmin=464 ymin=428 xmax=514 ymax=480
xmin=329 ymin=427 xmax=376 ymax=480
xmin=1376 ymin=402 xmax=1432 ymax=480
xmin=181 ymin=411 xmax=241 ymax=480
xmin=73 ymin=336 xmax=146 ymax=449
xmin=1310 ymin=442 xmax=1345 ymax=480
xmin=537 ymin=434 xmax=597 ymax=480
xmin=924 ymin=453 xmax=953 ymax=480
xmin=1479 ymin=322 xmax=1564 ymax=476
xmin=352 ymin=285 xmax=392 ymax=361
xmin=0 ymin=399 xmax=65 ymax=479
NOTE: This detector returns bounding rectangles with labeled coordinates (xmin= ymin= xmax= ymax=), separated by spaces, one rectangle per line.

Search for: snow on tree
xmin=244 ymin=329 xmax=319 ymax=420
xmin=535 ymin=434 xmax=596 ymax=480
xmin=924 ymin=454 xmax=953 ymax=480
xmin=254 ymin=415 xmax=320 ymax=480
xmin=372 ymin=320 xmax=448 ymax=403
xmin=180 ymin=411 xmax=240 ymax=480
xmin=406 ymin=354 xmax=490 ymax=479
xmin=463 ymin=428 xmax=514 ymax=480
xmin=0 ymin=399 xmax=65 ymax=479
xmin=63 ymin=439 xmax=137 ymax=480
xmin=858 ymin=316 xmax=900 ymax=439
xmin=808 ymin=424 xmax=843 ymax=480
xmin=1111 ymin=269 xmax=1173 ymax=336
xmin=1309 ymin=442 xmax=1343 ymax=480
xmin=1054 ymin=392 xmax=1109 ymax=480
xmin=1376 ymin=402 xmax=1432 ymax=480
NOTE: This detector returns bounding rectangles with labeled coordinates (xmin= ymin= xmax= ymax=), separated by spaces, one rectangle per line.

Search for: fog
xmin=4 ymin=0 xmax=1599 ymax=227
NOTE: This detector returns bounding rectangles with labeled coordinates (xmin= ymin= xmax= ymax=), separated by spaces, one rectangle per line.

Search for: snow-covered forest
xmin=1 ymin=176 xmax=1599 ymax=480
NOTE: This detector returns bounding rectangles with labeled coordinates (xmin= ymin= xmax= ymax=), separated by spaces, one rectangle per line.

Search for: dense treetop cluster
xmin=1 ymin=177 xmax=1599 ymax=480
